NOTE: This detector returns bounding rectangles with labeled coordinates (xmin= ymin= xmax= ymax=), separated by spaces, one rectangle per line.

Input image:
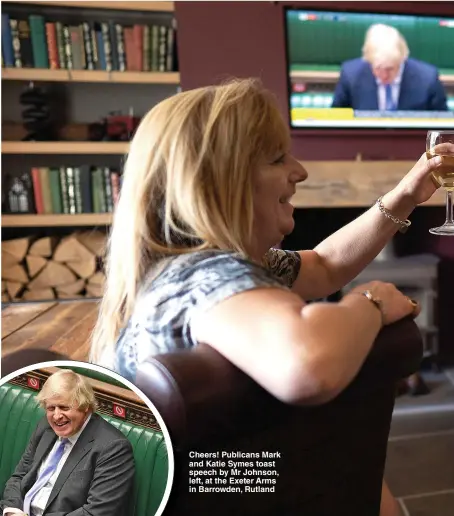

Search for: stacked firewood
xmin=1 ymin=231 xmax=107 ymax=302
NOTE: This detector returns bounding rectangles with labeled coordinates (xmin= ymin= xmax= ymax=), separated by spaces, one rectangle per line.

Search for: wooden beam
xmin=295 ymin=161 xmax=445 ymax=208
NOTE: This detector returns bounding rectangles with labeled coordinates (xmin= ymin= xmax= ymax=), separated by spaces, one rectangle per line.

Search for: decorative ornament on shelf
xmin=88 ymin=107 xmax=140 ymax=142
xmin=3 ymin=171 xmax=35 ymax=214
xmin=19 ymin=82 xmax=57 ymax=141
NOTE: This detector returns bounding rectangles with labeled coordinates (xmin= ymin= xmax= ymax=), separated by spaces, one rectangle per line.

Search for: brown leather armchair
xmin=136 ymin=318 xmax=422 ymax=516
xmin=1 ymin=318 xmax=422 ymax=515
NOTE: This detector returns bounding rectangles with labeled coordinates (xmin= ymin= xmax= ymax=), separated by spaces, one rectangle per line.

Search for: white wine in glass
xmin=426 ymin=130 xmax=454 ymax=236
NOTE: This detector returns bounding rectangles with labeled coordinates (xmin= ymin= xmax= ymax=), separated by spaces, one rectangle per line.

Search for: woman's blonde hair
xmin=36 ymin=370 xmax=98 ymax=411
xmin=90 ymin=78 xmax=290 ymax=363
xmin=362 ymin=24 xmax=409 ymax=66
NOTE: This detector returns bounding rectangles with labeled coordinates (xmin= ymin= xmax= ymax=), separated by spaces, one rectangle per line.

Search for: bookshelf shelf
xmin=2 ymin=1 xmax=174 ymax=12
xmin=2 ymin=213 xmax=113 ymax=227
xmin=290 ymin=70 xmax=454 ymax=86
xmin=1 ymin=68 xmax=180 ymax=84
xmin=2 ymin=141 xmax=129 ymax=154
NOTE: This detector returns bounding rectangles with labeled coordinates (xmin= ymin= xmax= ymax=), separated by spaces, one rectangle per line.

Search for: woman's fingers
xmin=406 ymin=296 xmax=421 ymax=318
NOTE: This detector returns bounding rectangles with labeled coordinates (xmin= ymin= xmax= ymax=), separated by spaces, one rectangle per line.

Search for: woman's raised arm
xmin=291 ymin=152 xmax=442 ymax=300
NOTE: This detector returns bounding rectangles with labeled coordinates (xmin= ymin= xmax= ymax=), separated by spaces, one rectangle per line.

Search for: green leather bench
xmin=0 ymin=382 xmax=169 ymax=516
xmin=61 ymin=366 xmax=128 ymax=389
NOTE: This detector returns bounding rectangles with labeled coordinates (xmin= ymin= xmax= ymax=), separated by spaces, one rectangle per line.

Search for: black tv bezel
xmin=282 ymin=4 xmax=454 ymax=134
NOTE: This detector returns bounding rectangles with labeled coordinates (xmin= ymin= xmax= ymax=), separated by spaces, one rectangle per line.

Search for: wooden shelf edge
xmin=2 ymin=214 xmax=113 ymax=227
xmin=2 ymin=141 xmax=129 ymax=154
xmin=2 ymin=1 xmax=174 ymax=12
xmin=2 ymin=68 xmax=180 ymax=84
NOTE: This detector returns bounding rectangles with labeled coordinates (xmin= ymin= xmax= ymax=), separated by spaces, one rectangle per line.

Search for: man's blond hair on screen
xmin=362 ymin=23 xmax=409 ymax=66
xmin=36 ymin=369 xmax=98 ymax=411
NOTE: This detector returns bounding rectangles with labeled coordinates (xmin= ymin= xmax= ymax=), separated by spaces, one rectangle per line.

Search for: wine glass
xmin=426 ymin=130 xmax=454 ymax=236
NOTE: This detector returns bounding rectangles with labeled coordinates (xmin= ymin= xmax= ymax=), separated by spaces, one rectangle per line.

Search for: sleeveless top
xmin=113 ymin=248 xmax=301 ymax=382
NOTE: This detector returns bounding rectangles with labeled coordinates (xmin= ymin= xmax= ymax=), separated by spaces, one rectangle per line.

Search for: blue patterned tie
xmin=23 ymin=438 xmax=69 ymax=515
xmin=385 ymin=84 xmax=395 ymax=111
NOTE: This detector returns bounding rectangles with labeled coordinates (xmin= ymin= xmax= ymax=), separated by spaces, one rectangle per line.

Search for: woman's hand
xmin=349 ymin=281 xmax=419 ymax=326
xmin=394 ymin=147 xmax=453 ymax=206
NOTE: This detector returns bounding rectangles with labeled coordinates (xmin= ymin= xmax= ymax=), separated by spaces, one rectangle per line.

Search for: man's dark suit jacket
xmin=331 ymin=57 xmax=448 ymax=111
xmin=0 ymin=413 xmax=135 ymax=516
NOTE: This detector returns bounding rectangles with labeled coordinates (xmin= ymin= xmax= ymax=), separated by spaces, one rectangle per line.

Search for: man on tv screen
xmin=332 ymin=23 xmax=448 ymax=111
xmin=0 ymin=370 xmax=135 ymax=516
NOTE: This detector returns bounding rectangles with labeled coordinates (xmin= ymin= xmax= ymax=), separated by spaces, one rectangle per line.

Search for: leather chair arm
xmin=136 ymin=317 xmax=423 ymax=446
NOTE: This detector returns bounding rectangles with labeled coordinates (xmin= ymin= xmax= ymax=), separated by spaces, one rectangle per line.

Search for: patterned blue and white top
xmin=113 ymin=248 xmax=301 ymax=382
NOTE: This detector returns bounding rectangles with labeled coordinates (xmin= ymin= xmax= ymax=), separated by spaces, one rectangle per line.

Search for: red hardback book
xmin=45 ymin=22 xmax=59 ymax=69
xmin=31 ymin=167 xmax=44 ymax=214
xmin=133 ymin=24 xmax=144 ymax=71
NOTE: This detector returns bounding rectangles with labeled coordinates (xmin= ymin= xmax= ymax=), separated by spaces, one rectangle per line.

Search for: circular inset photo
xmin=0 ymin=360 xmax=174 ymax=516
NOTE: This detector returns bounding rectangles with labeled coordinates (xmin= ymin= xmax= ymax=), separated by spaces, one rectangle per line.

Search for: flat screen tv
xmin=284 ymin=7 xmax=454 ymax=129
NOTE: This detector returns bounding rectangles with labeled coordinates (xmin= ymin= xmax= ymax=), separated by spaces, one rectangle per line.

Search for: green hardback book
xmin=29 ymin=15 xmax=49 ymax=68
xmin=49 ymin=167 xmax=62 ymax=213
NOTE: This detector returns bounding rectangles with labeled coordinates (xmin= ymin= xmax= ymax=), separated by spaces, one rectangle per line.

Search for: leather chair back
xmin=136 ymin=319 xmax=423 ymax=515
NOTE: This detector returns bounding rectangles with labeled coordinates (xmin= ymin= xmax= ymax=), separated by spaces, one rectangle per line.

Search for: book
xmin=10 ymin=18 xmax=22 ymax=68
xmin=31 ymin=167 xmax=44 ymax=214
xmin=49 ymin=167 xmax=62 ymax=213
xmin=29 ymin=15 xmax=49 ymax=69
xmin=39 ymin=167 xmax=53 ymax=214
xmin=17 ymin=19 xmax=34 ymax=68
xmin=2 ymin=13 xmax=14 ymax=67
xmin=45 ymin=22 xmax=59 ymax=69
xmin=55 ymin=22 xmax=65 ymax=69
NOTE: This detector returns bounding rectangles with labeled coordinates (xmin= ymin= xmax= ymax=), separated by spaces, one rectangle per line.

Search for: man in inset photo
xmin=0 ymin=369 xmax=135 ymax=516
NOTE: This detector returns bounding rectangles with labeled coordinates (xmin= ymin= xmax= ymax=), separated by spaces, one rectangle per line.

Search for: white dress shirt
xmin=376 ymin=62 xmax=405 ymax=111
xmin=3 ymin=414 xmax=92 ymax=516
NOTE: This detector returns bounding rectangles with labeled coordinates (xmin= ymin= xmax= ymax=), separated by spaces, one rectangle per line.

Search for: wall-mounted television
xmin=284 ymin=7 xmax=454 ymax=129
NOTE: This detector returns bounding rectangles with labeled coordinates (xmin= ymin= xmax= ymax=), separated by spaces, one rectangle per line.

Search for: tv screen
xmin=285 ymin=8 xmax=454 ymax=129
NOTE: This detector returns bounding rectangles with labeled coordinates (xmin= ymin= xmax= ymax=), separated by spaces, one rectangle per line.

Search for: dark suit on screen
xmin=332 ymin=57 xmax=448 ymax=111
xmin=0 ymin=413 xmax=134 ymax=516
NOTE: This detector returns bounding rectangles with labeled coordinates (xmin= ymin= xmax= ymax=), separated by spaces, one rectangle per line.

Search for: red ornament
xmin=113 ymin=404 xmax=126 ymax=418
xmin=27 ymin=377 xmax=40 ymax=390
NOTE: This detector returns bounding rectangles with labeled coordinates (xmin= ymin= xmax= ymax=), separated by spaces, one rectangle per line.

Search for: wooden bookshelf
xmin=2 ymin=1 xmax=174 ymax=12
xmin=2 ymin=141 xmax=129 ymax=154
xmin=1 ymin=68 xmax=180 ymax=84
xmin=1 ymin=0 xmax=177 ymax=299
xmin=290 ymin=70 xmax=454 ymax=87
xmin=2 ymin=213 xmax=113 ymax=227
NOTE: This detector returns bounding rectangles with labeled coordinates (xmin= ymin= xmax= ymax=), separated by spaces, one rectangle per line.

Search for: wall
xmin=175 ymin=1 xmax=454 ymax=160
xmin=175 ymin=1 xmax=454 ymax=363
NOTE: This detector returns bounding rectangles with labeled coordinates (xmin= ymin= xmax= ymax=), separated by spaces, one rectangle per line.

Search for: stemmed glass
xmin=426 ymin=130 xmax=454 ymax=236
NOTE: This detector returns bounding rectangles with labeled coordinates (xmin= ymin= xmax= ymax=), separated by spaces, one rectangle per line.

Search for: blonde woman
xmin=332 ymin=23 xmax=447 ymax=111
xmin=91 ymin=78 xmax=443 ymax=516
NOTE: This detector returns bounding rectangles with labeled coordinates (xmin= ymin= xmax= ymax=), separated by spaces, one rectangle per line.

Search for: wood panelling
xmin=296 ymin=161 xmax=445 ymax=207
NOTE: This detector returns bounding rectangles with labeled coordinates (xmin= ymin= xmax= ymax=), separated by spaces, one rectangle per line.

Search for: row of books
xmin=1 ymin=13 xmax=177 ymax=73
xmin=3 ymin=166 xmax=121 ymax=215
